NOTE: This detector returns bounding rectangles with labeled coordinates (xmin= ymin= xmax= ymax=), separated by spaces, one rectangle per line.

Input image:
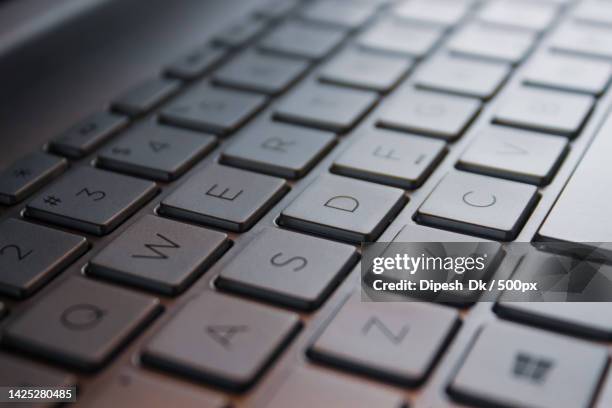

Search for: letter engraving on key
xmin=261 ymin=137 xmax=296 ymax=153
xmin=12 ymin=168 xmax=32 ymax=178
xmin=415 ymin=103 xmax=446 ymax=117
xmin=372 ymin=146 xmax=400 ymax=161
xmin=76 ymin=188 xmax=107 ymax=202
xmin=131 ymin=233 xmax=180 ymax=260
xmin=361 ymin=317 xmax=409 ymax=345
xmin=205 ymin=325 xmax=249 ymax=350
xmin=205 ymin=184 xmax=243 ymax=201
xmin=60 ymin=303 xmax=106 ymax=331
xmin=43 ymin=195 xmax=62 ymax=206
xmin=462 ymin=191 xmax=497 ymax=208
xmin=311 ymin=96 xmax=336 ymax=108
xmin=0 ymin=244 xmax=33 ymax=261
xmin=530 ymin=102 xmax=559 ymax=116
xmin=270 ymin=252 xmax=308 ymax=272
xmin=149 ymin=141 xmax=170 ymax=153
xmin=324 ymin=196 xmax=359 ymax=212
xmin=79 ymin=122 xmax=98 ymax=136
xmin=112 ymin=147 xmax=132 ymax=155
xmin=496 ymin=142 xmax=528 ymax=155
xmin=512 ymin=352 xmax=554 ymax=384
xmin=200 ymin=100 xmax=226 ymax=111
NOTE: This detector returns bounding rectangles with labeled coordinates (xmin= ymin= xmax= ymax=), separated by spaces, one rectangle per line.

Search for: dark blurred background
xmin=0 ymin=0 xmax=264 ymax=161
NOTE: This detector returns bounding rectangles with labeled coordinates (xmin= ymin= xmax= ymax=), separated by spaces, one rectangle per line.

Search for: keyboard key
xmin=357 ymin=18 xmax=443 ymax=58
xmin=495 ymin=251 xmax=612 ymax=339
xmin=254 ymin=0 xmax=300 ymax=20
xmin=258 ymin=20 xmax=346 ymax=60
xmin=550 ymin=23 xmax=612 ymax=60
xmin=76 ymin=370 xmax=228 ymax=408
xmin=112 ymin=78 xmax=181 ymax=117
xmin=448 ymin=321 xmax=607 ymax=408
xmin=493 ymin=87 xmax=594 ymax=137
xmin=595 ymin=370 xmax=612 ymax=408
xmin=448 ymin=23 xmax=536 ymax=64
xmin=299 ymin=0 xmax=376 ymax=29
xmin=97 ymin=121 xmax=217 ymax=181
xmin=0 ymin=218 xmax=87 ymax=298
xmin=524 ymin=53 xmax=612 ymax=95
xmin=0 ymin=151 xmax=67 ymax=205
xmin=265 ymin=367 xmax=405 ymax=408
xmin=89 ymin=215 xmax=229 ymax=295
xmin=381 ymin=225 xmax=502 ymax=305
xmin=378 ymin=88 xmax=481 ymax=141
xmin=3 ymin=277 xmax=160 ymax=370
xmin=573 ymin=0 xmax=612 ymax=27
xmin=394 ymin=223 xmax=496 ymax=243
xmin=274 ymin=82 xmax=378 ymax=133
xmin=393 ymin=0 xmax=472 ymax=28
xmin=213 ymin=17 xmax=267 ymax=48
xmin=213 ymin=50 xmax=308 ymax=95
xmin=319 ymin=47 xmax=413 ymax=92
xmin=331 ymin=128 xmax=446 ymax=189
xmin=160 ymin=83 xmax=267 ymax=136
xmin=26 ymin=167 xmax=157 ymax=235
xmin=49 ymin=112 xmax=128 ymax=159
xmin=477 ymin=0 xmax=558 ymax=32
xmin=143 ymin=291 xmax=299 ymax=391
xmin=415 ymin=54 xmax=511 ymax=99
xmin=417 ymin=171 xmax=538 ymax=240
xmin=217 ymin=227 xmax=357 ymax=310
xmin=458 ymin=126 xmax=568 ymax=185
xmin=165 ymin=44 xmax=226 ymax=80
xmin=0 ymin=353 xmax=75 ymax=398
xmin=279 ymin=174 xmax=406 ymax=243
xmin=539 ymin=113 xmax=612 ymax=246
xmin=496 ymin=302 xmax=612 ymax=341
xmin=221 ymin=120 xmax=335 ymax=179
xmin=159 ymin=164 xmax=287 ymax=232
xmin=309 ymin=293 xmax=459 ymax=385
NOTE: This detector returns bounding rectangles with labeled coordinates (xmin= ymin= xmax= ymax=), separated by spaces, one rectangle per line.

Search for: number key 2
xmin=0 ymin=218 xmax=87 ymax=298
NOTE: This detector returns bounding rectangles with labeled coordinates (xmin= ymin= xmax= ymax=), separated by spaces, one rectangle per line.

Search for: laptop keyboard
xmin=2 ymin=0 xmax=612 ymax=406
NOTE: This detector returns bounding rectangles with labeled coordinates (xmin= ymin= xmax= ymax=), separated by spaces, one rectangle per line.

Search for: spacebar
xmin=539 ymin=108 xmax=612 ymax=248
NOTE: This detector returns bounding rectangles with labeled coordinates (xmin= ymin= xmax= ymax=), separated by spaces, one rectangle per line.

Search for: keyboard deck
xmin=2 ymin=0 xmax=612 ymax=406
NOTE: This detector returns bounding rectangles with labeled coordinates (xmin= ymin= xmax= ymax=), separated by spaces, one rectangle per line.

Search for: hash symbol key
xmin=26 ymin=167 xmax=157 ymax=235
